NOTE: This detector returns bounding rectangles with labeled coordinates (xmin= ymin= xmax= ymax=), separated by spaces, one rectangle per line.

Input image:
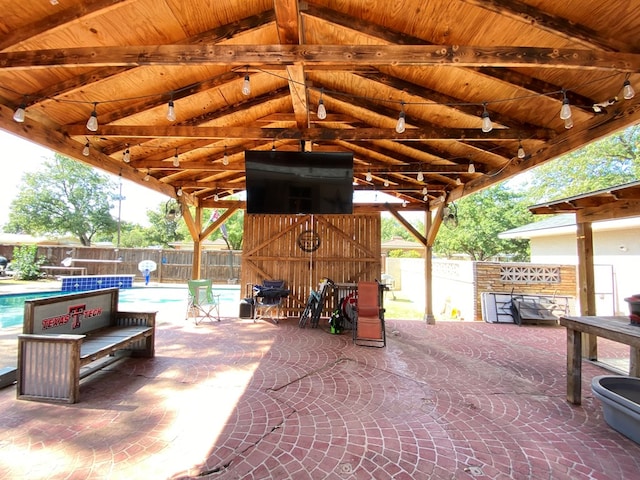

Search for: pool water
xmin=0 ymin=286 xmax=240 ymax=329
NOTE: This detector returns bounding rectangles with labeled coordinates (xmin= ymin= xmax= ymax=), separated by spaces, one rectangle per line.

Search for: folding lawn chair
xmin=252 ymin=279 xmax=290 ymax=324
xmin=186 ymin=279 xmax=220 ymax=324
xmin=353 ymin=281 xmax=386 ymax=347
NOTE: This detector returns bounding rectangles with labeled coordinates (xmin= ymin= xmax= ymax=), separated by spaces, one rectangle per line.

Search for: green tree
xmin=523 ymin=125 xmax=640 ymax=204
xmin=143 ymin=199 xmax=187 ymax=247
xmin=5 ymin=154 xmax=118 ymax=246
xmin=206 ymin=208 xmax=244 ymax=250
xmin=434 ymin=184 xmax=532 ymax=261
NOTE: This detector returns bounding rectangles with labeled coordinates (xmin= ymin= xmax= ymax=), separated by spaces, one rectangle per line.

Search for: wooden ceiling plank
xmin=460 ymin=0 xmax=630 ymax=53
xmin=2 ymin=45 xmax=638 ymax=71
xmin=0 ymin=0 xmax=132 ymax=52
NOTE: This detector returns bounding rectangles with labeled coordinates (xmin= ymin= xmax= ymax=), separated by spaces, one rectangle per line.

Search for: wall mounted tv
xmin=245 ymin=150 xmax=354 ymax=215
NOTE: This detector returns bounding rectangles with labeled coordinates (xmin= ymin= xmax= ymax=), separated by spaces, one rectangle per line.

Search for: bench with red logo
xmin=17 ymin=287 xmax=156 ymax=404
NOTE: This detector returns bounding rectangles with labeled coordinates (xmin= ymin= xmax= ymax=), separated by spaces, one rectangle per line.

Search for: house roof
xmin=1 ymin=1 xmax=639 ymax=214
xmin=500 ymin=214 xmax=640 ymax=239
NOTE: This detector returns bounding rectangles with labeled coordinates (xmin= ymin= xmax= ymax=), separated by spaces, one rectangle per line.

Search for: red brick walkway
xmin=1 ymin=315 xmax=639 ymax=479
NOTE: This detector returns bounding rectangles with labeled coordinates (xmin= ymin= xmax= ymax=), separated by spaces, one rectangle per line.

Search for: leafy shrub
xmin=11 ymin=245 xmax=44 ymax=280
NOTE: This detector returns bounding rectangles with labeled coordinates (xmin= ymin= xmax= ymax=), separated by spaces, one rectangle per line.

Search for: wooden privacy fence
xmin=0 ymin=245 xmax=240 ymax=284
xmin=241 ymin=213 xmax=382 ymax=318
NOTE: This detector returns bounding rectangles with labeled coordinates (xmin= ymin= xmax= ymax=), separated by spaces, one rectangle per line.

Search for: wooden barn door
xmin=241 ymin=213 xmax=381 ymax=318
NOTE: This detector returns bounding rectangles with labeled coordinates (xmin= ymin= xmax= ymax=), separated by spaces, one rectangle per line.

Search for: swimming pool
xmin=0 ymin=286 xmax=240 ymax=329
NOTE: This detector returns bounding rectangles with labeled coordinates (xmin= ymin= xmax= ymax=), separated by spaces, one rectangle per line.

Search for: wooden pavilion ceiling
xmin=1 ymin=0 xmax=640 ymax=213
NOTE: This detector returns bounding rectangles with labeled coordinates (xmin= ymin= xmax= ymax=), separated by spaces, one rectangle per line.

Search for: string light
xmin=560 ymin=90 xmax=572 ymax=120
xmin=517 ymin=141 xmax=526 ymax=159
xmin=13 ymin=99 xmax=26 ymax=123
xmin=166 ymin=95 xmax=176 ymax=122
xmin=623 ymin=79 xmax=636 ymax=100
xmin=481 ymin=103 xmax=492 ymax=132
xmin=123 ymin=148 xmax=130 ymax=163
xmin=242 ymin=71 xmax=251 ymax=96
xmin=82 ymin=141 xmax=90 ymax=157
xmin=317 ymin=89 xmax=327 ymax=120
xmin=395 ymin=102 xmax=406 ymax=133
xmin=564 ymin=116 xmax=574 ymax=129
xmin=86 ymin=103 xmax=98 ymax=131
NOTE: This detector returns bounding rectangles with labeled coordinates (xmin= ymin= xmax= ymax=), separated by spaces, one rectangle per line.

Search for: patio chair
xmin=252 ymin=279 xmax=290 ymax=324
xmin=353 ymin=281 xmax=386 ymax=347
xmin=186 ymin=279 xmax=220 ymax=324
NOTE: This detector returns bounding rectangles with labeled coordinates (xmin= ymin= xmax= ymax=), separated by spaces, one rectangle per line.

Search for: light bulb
xmin=423 ymin=194 xmax=429 ymax=201
xmin=417 ymin=170 xmax=424 ymax=182
xmin=317 ymin=98 xmax=327 ymax=120
xmin=455 ymin=177 xmax=462 ymax=186
xmin=173 ymin=154 xmax=179 ymax=167
xmin=82 ymin=142 xmax=90 ymax=157
xmin=13 ymin=104 xmax=26 ymax=122
xmin=623 ymin=80 xmax=635 ymax=100
xmin=144 ymin=173 xmax=150 ymax=181
xmin=439 ymin=194 xmax=445 ymax=203
xmin=214 ymin=193 xmax=219 ymax=202
xmin=564 ymin=116 xmax=574 ymax=129
xmin=242 ymin=75 xmax=251 ymax=96
xmin=517 ymin=143 xmax=525 ymax=159
xmin=166 ymin=100 xmax=176 ymax=121
xmin=223 ymin=151 xmax=229 ymax=165
xmin=481 ymin=104 xmax=492 ymax=132
xmin=402 ymin=200 xmax=407 ymax=207
xmin=177 ymin=188 xmax=183 ymax=197
xmin=86 ymin=105 xmax=98 ymax=132
xmin=384 ymin=178 xmax=390 ymax=187
xmin=560 ymin=91 xmax=572 ymax=120
xmin=422 ymin=186 xmax=428 ymax=195
xmin=366 ymin=170 xmax=372 ymax=182
xmin=468 ymin=163 xmax=475 ymax=174
xmin=395 ymin=110 xmax=406 ymax=134
xmin=123 ymin=149 xmax=130 ymax=163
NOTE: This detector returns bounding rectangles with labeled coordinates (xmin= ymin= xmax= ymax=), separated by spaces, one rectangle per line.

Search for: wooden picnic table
xmin=559 ymin=315 xmax=640 ymax=405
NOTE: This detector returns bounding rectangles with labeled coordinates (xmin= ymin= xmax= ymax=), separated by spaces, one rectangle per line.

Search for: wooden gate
xmin=241 ymin=213 xmax=381 ymax=318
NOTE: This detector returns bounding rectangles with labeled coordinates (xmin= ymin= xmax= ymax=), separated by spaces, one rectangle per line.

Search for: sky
xmin=0 ymin=130 xmax=169 ymax=229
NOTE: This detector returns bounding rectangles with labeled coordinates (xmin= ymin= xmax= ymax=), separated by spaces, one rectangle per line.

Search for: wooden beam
xmin=2 ymin=45 xmax=638 ymax=71
xmin=62 ymin=124 xmax=550 ymax=141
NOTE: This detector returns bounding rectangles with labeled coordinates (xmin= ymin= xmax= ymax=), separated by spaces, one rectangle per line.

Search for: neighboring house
xmin=500 ymin=215 xmax=640 ymax=316
xmin=381 ymin=236 xmax=424 ymax=256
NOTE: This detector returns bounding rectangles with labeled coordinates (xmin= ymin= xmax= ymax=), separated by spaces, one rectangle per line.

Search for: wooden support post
xmin=424 ymin=209 xmax=435 ymax=324
xmin=576 ymin=220 xmax=597 ymax=360
xmin=566 ymin=327 xmax=582 ymax=405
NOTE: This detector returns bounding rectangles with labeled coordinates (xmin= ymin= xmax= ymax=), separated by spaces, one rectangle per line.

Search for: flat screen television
xmin=245 ymin=150 xmax=354 ymax=214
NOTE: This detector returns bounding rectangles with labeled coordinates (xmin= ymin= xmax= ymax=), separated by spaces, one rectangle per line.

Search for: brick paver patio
xmin=1 ymin=303 xmax=639 ymax=479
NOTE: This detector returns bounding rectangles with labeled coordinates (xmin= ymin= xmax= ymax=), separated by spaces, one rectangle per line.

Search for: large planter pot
xmin=591 ymin=375 xmax=640 ymax=444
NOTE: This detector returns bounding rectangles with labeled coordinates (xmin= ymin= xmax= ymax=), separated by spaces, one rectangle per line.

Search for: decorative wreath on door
xmin=297 ymin=230 xmax=321 ymax=252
